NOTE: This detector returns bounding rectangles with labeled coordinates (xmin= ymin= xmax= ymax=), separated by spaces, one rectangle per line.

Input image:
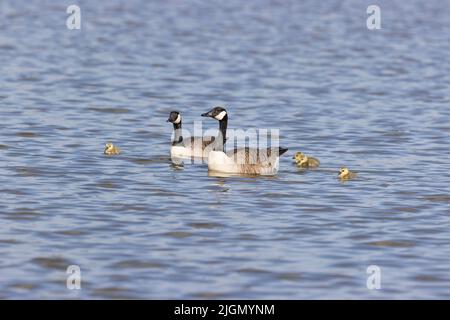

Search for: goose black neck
xmin=218 ymin=115 xmax=228 ymax=151
xmin=172 ymin=122 xmax=183 ymax=145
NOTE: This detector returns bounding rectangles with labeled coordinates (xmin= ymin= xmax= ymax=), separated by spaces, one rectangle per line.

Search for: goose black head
xmin=167 ymin=111 xmax=181 ymax=124
xmin=201 ymin=106 xmax=227 ymax=121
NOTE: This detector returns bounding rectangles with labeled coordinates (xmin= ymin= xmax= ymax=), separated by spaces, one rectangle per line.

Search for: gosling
xmin=338 ymin=167 xmax=357 ymax=180
xmin=293 ymin=152 xmax=320 ymax=168
xmin=104 ymin=142 xmax=120 ymax=155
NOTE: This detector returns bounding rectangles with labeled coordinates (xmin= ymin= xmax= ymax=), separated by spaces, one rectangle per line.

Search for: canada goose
xmin=104 ymin=142 xmax=120 ymax=155
xmin=293 ymin=152 xmax=320 ymax=168
xmin=338 ymin=167 xmax=357 ymax=180
xmin=201 ymin=106 xmax=288 ymax=175
xmin=167 ymin=111 xmax=217 ymax=158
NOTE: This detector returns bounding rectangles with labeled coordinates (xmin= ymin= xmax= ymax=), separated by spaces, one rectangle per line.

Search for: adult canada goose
xmin=293 ymin=152 xmax=320 ymax=168
xmin=338 ymin=167 xmax=357 ymax=180
xmin=104 ymin=142 xmax=120 ymax=155
xmin=167 ymin=111 xmax=217 ymax=158
xmin=201 ymin=106 xmax=288 ymax=175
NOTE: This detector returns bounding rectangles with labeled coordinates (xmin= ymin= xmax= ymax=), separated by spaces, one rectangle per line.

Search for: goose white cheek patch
xmin=214 ymin=111 xmax=227 ymax=120
xmin=174 ymin=114 xmax=181 ymax=124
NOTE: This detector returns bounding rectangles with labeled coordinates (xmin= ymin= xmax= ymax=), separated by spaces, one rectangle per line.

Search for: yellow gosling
xmin=104 ymin=142 xmax=120 ymax=155
xmin=293 ymin=152 xmax=320 ymax=168
xmin=338 ymin=167 xmax=357 ymax=180
xmin=293 ymin=152 xmax=305 ymax=163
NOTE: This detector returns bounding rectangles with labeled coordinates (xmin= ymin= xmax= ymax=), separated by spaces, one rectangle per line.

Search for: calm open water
xmin=0 ymin=0 xmax=449 ymax=299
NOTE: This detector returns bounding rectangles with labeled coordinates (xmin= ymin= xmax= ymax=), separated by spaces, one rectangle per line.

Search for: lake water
xmin=0 ymin=0 xmax=449 ymax=299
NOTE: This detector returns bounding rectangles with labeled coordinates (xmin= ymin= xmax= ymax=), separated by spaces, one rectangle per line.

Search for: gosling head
xmin=201 ymin=106 xmax=228 ymax=121
xmin=299 ymin=155 xmax=309 ymax=166
xmin=104 ymin=142 xmax=115 ymax=154
xmin=292 ymin=152 xmax=305 ymax=163
xmin=105 ymin=142 xmax=113 ymax=150
xmin=167 ymin=111 xmax=181 ymax=124
xmin=338 ymin=167 xmax=350 ymax=179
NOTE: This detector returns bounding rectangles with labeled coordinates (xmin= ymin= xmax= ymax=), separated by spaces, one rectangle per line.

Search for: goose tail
xmin=278 ymin=147 xmax=288 ymax=156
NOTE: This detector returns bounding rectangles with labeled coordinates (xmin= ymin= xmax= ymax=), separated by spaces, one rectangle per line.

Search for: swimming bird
xmin=201 ymin=106 xmax=288 ymax=175
xmin=293 ymin=152 xmax=320 ymax=168
xmin=338 ymin=167 xmax=357 ymax=180
xmin=167 ymin=111 xmax=217 ymax=158
xmin=104 ymin=142 xmax=120 ymax=155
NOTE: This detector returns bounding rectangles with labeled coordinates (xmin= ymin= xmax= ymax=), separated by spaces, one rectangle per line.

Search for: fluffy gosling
xmin=104 ymin=142 xmax=120 ymax=155
xmin=293 ymin=152 xmax=320 ymax=168
xmin=338 ymin=167 xmax=357 ymax=180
